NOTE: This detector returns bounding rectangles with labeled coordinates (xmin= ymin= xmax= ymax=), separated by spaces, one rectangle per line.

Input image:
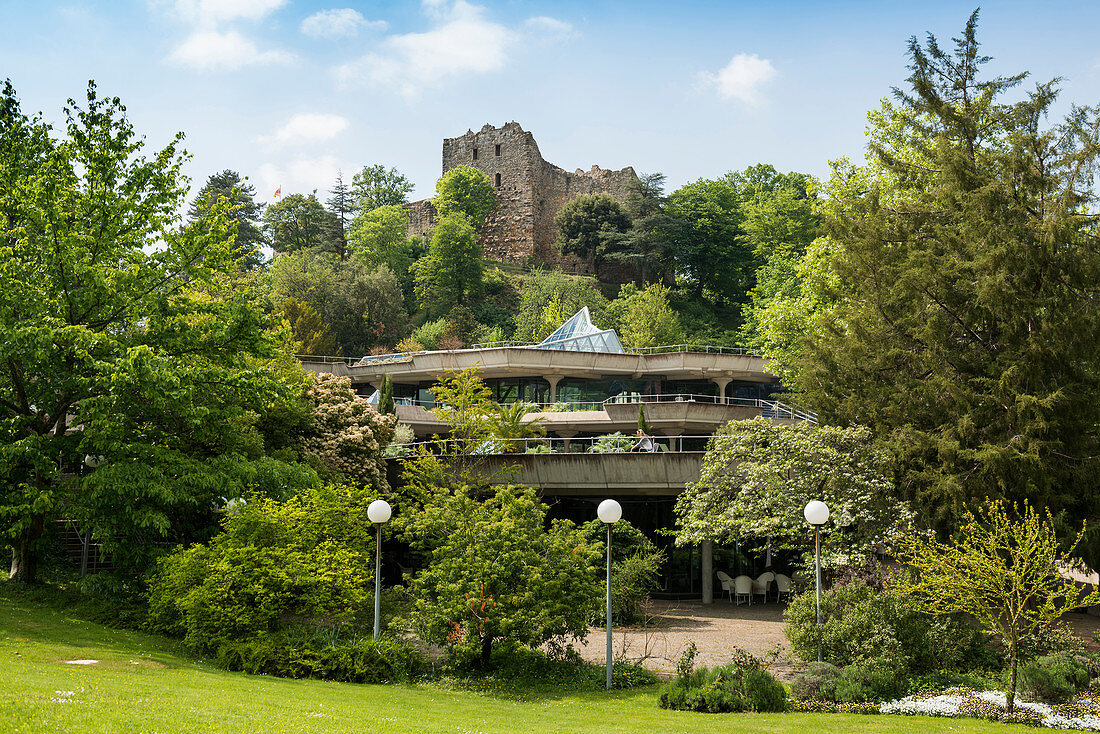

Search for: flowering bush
xmin=301 ymin=373 xmax=395 ymax=488
xmin=658 ymin=646 xmax=787 ymax=713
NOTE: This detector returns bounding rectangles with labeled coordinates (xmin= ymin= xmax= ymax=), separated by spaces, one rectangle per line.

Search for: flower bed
xmin=798 ymin=687 xmax=1100 ymax=730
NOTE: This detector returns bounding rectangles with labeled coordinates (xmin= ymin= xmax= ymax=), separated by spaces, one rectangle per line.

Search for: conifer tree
xmin=792 ymin=12 xmax=1100 ymax=562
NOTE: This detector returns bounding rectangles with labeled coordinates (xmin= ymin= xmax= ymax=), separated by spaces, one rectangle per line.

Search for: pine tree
xmin=326 ymin=170 xmax=355 ymax=253
xmin=792 ymin=11 xmax=1100 ymax=562
xmin=189 ymin=170 xmax=266 ymax=269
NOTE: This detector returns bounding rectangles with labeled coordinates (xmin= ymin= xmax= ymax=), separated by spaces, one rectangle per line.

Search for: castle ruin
xmin=407 ymin=122 xmax=637 ymax=274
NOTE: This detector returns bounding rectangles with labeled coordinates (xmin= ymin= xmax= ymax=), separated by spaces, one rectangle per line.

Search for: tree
xmin=554 ymin=193 xmax=631 ymax=274
xmin=489 ymin=401 xmax=545 ymax=452
xmin=787 ymin=12 xmax=1100 ymax=561
xmin=351 ymin=163 xmax=414 ymax=214
xmin=894 ymin=500 xmax=1100 ymax=711
xmin=347 ymin=204 xmax=417 ymax=301
xmin=599 ymin=172 xmax=676 ymax=284
xmin=512 ymin=269 xmax=609 ymax=342
xmin=398 ymin=477 xmax=599 ymax=667
xmin=326 ymin=170 xmax=355 ymax=251
xmin=665 ymin=177 xmax=749 ymax=301
xmin=675 ymin=418 xmax=911 ymax=560
xmin=277 ymin=297 xmax=335 ymax=355
xmin=269 ymin=251 xmax=410 ymax=356
xmin=604 ymin=282 xmax=684 ymax=349
xmin=264 ymin=192 xmax=343 ymax=257
xmin=412 ymin=213 xmax=483 ymax=317
xmin=188 ymin=169 xmax=266 ymax=270
xmin=0 ymin=81 xmax=303 ymax=581
xmin=428 ymin=367 xmax=496 ymax=447
xmin=433 ymin=166 xmax=498 ymax=228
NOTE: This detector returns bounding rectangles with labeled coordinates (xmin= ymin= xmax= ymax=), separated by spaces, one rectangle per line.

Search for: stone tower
xmin=407 ymin=122 xmax=637 ymax=274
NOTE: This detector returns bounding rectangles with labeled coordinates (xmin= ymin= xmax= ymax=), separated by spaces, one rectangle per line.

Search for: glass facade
xmin=535 ymin=306 xmax=625 ymax=354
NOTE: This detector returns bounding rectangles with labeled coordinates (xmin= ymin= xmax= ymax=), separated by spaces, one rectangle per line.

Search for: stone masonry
xmin=407 ymin=122 xmax=637 ymax=274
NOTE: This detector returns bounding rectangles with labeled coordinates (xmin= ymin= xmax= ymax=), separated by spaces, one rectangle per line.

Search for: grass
xmin=0 ymin=587 xmax=1036 ymax=734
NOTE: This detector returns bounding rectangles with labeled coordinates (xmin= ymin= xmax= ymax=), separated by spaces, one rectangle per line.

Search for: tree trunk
xmin=1007 ymin=642 xmax=1017 ymax=712
xmin=9 ymin=514 xmax=45 ymax=584
xmin=479 ymin=636 xmax=493 ymax=669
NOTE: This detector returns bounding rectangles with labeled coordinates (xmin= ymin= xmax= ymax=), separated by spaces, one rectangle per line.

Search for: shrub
xmin=587 ymin=432 xmax=635 ymax=453
xmin=658 ymin=646 xmax=786 ymax=713
xmin=146 ymin=483 xmax=380 ymax=654
xmin=834 ymin=661 xmax=906 ymax=702
xmin=214 ymin=627 xmax=425 ymax=683
xmin=581 ymin=519 xmax=666 ymax=625
xmin=790 ymin=661 xmax=842 ymax=701
xmin=1017 ymin=621 xmax=1086 ymax=660
xmin=1019 ymin=653 xmax=1091 ymax=703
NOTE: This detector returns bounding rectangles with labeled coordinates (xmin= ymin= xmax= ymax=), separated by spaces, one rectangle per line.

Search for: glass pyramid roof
xmin=535 ymin=306 xmax=625 ymax=354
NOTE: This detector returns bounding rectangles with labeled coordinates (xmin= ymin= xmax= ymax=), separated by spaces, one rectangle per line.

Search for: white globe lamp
xmin=368 ymin=499 xmax=392 ymax=524
xmin=598 ymin=498 xmax=622 ymax=689
xmin=368 ymin=499 xmax=392 ymax=640
xmin=804 ymin=499 xmax=830 ymax=662
xmin=597 ymin=499 xmax=622 ymax=525
xmin=804 ymin=500 xmax=830 ymax=526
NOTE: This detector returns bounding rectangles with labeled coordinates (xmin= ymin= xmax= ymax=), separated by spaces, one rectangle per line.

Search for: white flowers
xmin=879 ymin=689 xmax=1100 ymax=730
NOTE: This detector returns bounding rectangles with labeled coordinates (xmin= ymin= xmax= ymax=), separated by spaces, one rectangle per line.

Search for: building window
xmin=495 ymin=144 xmax=501 ymax=156
xmin=472 ymin=147 xmax=478 ymax=160
xmin=495 ymin=173 xmax=501 ymax=187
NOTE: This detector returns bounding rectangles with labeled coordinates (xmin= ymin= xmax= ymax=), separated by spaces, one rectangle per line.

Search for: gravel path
xmin=576 ymin=602 xmax=1100 ymax=681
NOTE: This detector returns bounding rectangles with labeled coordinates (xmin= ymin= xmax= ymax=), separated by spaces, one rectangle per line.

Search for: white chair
xmin=774 ymin=573 xmax=793 ymax=603
xmin=733 ymin=575 xmax=754 ymax=606
xmin=715 ymin=571 xmax=735 ymax=602
xmin=753 ymin=571 xmax=775 ymax=603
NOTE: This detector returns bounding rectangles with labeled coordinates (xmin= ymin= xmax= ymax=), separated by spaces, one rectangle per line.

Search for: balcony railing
xmin=385 ymin=435 xmax=719 ymax=457
xmin=297 ymin=343 xmax=762 ymax=365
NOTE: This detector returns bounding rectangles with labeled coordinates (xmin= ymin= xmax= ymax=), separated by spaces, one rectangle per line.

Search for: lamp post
xmin=598 ymin=498 xmax=622 ymax=690
xmin=803 ymin=500 xmax=830 ymax=662
xmin=367 ymin=499 xmax=392 ymax=640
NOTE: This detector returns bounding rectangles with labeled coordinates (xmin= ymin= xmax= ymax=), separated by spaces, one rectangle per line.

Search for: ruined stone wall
xmin=406 ymin=198 xmax=436 ymax=238
xmin=429 ymin=122 xmax=637 ymax=274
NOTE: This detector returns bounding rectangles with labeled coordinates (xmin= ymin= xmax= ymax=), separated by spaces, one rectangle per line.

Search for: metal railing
xmin=295 ymin=354 xmax=361 ymax=365
xmin=385 ymin=434 xmax=717 ymax=457
xmin=468 ymin=341 xmax=758 ymax=356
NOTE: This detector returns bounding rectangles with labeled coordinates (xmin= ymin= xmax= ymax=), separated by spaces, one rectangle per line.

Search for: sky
xmin=3 ymin=0 xmax=1100 ymax=205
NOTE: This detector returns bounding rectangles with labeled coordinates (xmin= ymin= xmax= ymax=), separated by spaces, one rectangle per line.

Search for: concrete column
xmin=546 ymin=375 xmax=563 ymax=403
xmin=712 ymin=377 xmax=732 ymax=402
xmin=701 ymin=540 xmax=714 ymax=604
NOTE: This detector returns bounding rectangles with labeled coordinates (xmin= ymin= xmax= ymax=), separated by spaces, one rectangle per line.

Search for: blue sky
xmin=3 ymin=0 xmax=1100 ymax=204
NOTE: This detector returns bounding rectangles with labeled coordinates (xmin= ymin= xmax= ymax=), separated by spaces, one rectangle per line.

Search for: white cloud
xmin=258 ymin=155 xmax=346 ymax=198
xmin=170 ymin=0 xmax=287 ymax=27
xmin=523 ymin=16 xmax=574 ymax=39
xmin=259 ymin=114 xmax=350 ymax=145
xmin=334 ymin=1 xmax=515 ymax=96
xmin=704 ymin=53 xmax=778 ymax=105
xmin=168 ymin=30 xmax=295 ymax=71
xmin=301 ymin=8 xmax=386 ymax=39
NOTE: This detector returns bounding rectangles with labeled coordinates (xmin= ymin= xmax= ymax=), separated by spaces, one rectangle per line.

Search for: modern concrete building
xmin=299 ymin=309 xmax=813 ymax=601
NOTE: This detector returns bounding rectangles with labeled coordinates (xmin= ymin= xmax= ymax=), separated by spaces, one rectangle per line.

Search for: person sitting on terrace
xmin=631 ymin=429 xmax=656 ymax=453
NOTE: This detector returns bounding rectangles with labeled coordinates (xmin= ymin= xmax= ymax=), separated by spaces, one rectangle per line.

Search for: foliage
xmin=428 ymin=367 xmax=496 ymax=446
xmin=214 ymin=626 xmax=425 ymax=683
xmin=277 ymin=297 xmax=336 ymax=354
xmin=146 ymin=482 xmax=382 ymax=655
xmin=605 ymin=282 xmax=684 ymax=349
xmin=489 ymin=401 xmax=545 ymax=451
xmin=378 ymin=374 xmax=395 ymax=415
xmin=270 ymin=250 xmax=410 ymax=355
xmin=676 ymin=419 xmax=909 ymax=561
xmin=554 ymin=193 xmax=630 ymax=274
xmin=581 ymin=519 xmax=666 ymax=624
xmin=412 ymin=213 xmax=483 ymax=318
xmin=895 ymin=498 xmax=1100 ymax=711
xmin=783 ymin=580 xmax=990 ymax=675
xmin=442 ymin=644 xmax=656 ymax=690
xmin=299 ymin=373 xmax=395 ymax=488
xmin=599 ymin=173 xmax=676 ymax=284
xmin=264 ymin=192 xmax=342 ymax=256
xmin=411 ymin=317 xmax=448 ymax=350
xmin=587 ymin=433 xmax=635 ymax=453
xmin=658 ymin=647 xmax=787 ymax=713
xmin=1019 ymin=653 xmax=1092 ymax=703
xmin=346 ymin=204 xmax=417 ymax=301
xmin=512 ymin=269 xmax=609 ymax=342
xmin=188 ymin=169 xmax=266 ymax=270
xmin=397 ymin=475 xmax=600 ymax=668
xmin=0 ymin=81 xmax=303 ymax=582
xmin=324 ymin=170 xmax=355 ymax=246
xmin=433 ymin=165 xmax=498 ymax=228
xmin=786 ymin=12 xmax=1100 ymax=558
xmin=351 ymin=163 xmax=414 ymax=214
xmin=665 ymin=177 xmax=751 ymax=302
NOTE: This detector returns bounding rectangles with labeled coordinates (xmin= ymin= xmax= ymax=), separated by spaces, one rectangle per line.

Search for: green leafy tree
xmin=0 ymin=81 xmax=304 ymax=581
xmin=188 ymin=169 xmax=266 ymax=270
xmin=347 ymin=204 xmax=416 ymax=289
xmin=412 ymin=213 xmax=483 ymax=317
xmin=489 ymin=401 xmax=545 ymax=452
xmin=433 ymin=166 xmax=498 ymax=228
xmin=277 ymin=297 xmax=336 ymax=355
xmin=265 ymin=192 xmax=343 ymax=257
xmin=665 ymin=177 xmax=749 ymax=301
xmin=378 ymin=374 xmax=395 ymax=416
xmin=554 ymin=193 xmax=630 ymax=275
xmin=895 ymin=500 xmax=1100 ymax=712
xmin=351 ymin=163 xmax=414 ymax=214
xmin=788 ymin=12 xmax=1100 ymax=560
xmin=512 ymin=269 xmax=609 ymax=342
xmin=398 ymin=478 xmax=600 ymax=668
xmin=270 ymin=251 xmax=410 ymax=355
xmin=605 ymin=282 xmax=683 ymax=349
xmin=428 ymin=367 xmax=496 ymax=447
xmin=675 ymin=418 xmax=911 ymax=560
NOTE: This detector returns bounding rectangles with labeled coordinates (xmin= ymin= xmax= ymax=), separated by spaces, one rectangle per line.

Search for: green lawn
xmin=0 ymin=591 xmax=1032 ymax=734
